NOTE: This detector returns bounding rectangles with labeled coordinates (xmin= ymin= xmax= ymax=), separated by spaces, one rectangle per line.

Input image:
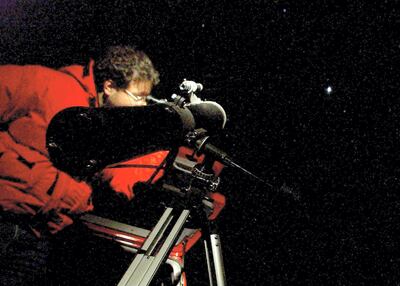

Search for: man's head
xmin=94 ymin=46 xmax=159 ymax=107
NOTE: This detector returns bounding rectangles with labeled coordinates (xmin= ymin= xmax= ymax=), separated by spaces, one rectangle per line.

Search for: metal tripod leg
xmin=210 ymin=234 xmax=226 ymax=286
xmin=118 ymin=207 xmax=190 ymax=286
xmin=204 ymin=228 xmax=227 ymax=286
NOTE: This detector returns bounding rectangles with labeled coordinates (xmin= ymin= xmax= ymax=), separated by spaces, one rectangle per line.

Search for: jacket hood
xmin=59 ymin=59 xmax=98 ymax=106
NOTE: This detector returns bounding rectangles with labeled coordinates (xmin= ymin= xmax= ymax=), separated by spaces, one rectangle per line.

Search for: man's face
xmin=103 ymin=80 xmax=153 ymax=107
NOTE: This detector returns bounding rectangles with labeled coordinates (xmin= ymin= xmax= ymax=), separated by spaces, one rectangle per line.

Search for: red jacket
xmin=0 ymin=62 xmax=168 ymax=235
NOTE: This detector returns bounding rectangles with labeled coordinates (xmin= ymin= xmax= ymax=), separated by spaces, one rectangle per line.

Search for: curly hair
xmin=93 ymin=46 xmax=160 ymax=92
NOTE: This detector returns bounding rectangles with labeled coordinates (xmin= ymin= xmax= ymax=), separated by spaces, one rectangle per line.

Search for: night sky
xmin=1 ymin=1 xmax=399 ymax=285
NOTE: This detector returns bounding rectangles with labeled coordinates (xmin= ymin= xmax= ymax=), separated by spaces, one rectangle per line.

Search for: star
xmin=325 ymin=85 xmax=333 ymax=95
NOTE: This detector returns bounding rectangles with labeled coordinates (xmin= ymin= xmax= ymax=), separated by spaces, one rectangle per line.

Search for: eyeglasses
xmin=124 ymin=89 xmax=147 ymax=102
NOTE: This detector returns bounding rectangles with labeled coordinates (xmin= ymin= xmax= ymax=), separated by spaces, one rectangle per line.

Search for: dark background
xmin=1 ymin=0 xmax=399 ymax=285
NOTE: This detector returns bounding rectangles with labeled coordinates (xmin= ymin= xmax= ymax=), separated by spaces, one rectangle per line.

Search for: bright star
xmin=325 ymin=86 xmax=333 ymax=94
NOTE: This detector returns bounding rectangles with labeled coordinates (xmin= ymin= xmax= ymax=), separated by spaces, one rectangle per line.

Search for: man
xmin=0 ymin=45 xmax=168 ymax=285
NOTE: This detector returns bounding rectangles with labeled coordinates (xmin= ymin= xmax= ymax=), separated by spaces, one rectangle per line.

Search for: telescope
xmin=46 ymin=80 xmax=261 ymax=286
xmin=46 ymin=98 xmax=227 ymax=177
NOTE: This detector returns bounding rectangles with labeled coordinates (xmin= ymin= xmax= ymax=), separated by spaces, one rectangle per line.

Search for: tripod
xmin=117 ymin=206 xmax=226 ymax=286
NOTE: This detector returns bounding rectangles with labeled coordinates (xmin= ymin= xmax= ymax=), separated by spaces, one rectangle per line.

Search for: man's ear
xmin=103 ymin=80 xmax=116 ymax=96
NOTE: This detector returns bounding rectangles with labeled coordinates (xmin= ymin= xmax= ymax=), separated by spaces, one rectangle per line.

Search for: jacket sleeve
xmin=0 ymin=65 xmax=94 ymax=234
xmin=99 ymin=151 xmax=170 ymax=200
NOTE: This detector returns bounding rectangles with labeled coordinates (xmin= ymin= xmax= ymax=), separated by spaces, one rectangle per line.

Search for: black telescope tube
xmin=46 ymin=105 xmax=195 ymax=177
